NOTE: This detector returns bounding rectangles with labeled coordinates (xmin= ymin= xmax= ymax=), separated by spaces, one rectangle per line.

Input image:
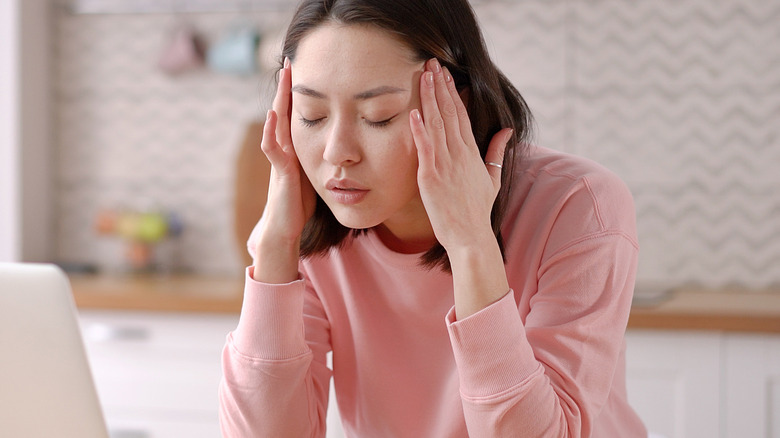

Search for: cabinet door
xmin=724 ymin=334 xmax=780 ymax=438
xmin=106 ymin=416 xmax=221 ymax=438
xmin=80 ymin=310 xmax=349 ymax=438
xmin=79 ymin=310 xmax=238 ymax=437
xmin=625 ymin=330 xmax=722 ymax=438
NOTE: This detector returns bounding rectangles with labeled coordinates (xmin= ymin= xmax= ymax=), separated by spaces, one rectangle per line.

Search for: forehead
xmin=292 ymin=23 xmax=422 ymax=92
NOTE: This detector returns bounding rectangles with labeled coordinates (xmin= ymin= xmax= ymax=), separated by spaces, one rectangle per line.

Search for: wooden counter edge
xmin=68 ymin=274 xmax=780 ymax=333
xmin=628 ymin=311 xmax=780 ymax=333
xmin=628 ymin=287 xmax=780 ymax=333
xmin=72 ymin=292 xmax=244 ymax=314
xmin=69 ymin=274 xmax=244 ymax=314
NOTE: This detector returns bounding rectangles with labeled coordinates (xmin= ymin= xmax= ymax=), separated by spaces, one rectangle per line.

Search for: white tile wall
xmin=53 ymin=7 xmax=286 ymax=274
xmin=565 ymin=0 xmax=780 ymax=288
xmin=53 ymin=0 xmax=780 ymax=288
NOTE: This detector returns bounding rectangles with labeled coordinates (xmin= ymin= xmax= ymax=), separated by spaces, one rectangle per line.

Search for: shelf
xmin=57 ymin=0 xmax=493 ymax=15
xmin=58 ymin=0 xmax=293 ymax=15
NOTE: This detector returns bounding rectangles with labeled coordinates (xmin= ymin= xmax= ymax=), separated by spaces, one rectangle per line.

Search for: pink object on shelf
xmin=157 ymin=26 xmax=205 ymax=76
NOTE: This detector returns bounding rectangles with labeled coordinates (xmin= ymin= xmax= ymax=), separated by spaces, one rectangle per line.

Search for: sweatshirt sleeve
xmin=447 ymin=234 xmax=637 ymax=437
xmin=219 ymin=266 xmax=332 ymax=437
xmin=446 ymin=169 xmax=640 ymax=437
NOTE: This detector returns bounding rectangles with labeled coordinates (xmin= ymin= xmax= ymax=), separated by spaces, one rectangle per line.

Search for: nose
xmin=323 ymin=118 xmax=361 ymax=167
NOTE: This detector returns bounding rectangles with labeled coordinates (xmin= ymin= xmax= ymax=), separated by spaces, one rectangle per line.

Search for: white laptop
xmin=0 ymin=263 xmax=109 ymax=438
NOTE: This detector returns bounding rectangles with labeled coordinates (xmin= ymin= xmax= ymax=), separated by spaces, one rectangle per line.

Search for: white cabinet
xmin=626 ymin=330 xmax=780 ymax=438
xmin=78 ymin=310 xmax=346 ymax=438
xmin=625 ymin=330 xmax=722 ymax=438
xmin=724 ymin=335 xmax=780 ymax=438
xmin=79 ymin=310 xmax=238 ymax=438
xmin=79 ymin=311 xmax=779 ymax=438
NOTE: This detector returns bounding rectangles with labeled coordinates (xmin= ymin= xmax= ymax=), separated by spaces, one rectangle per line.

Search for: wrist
xmin=257 ymin=227 xmax=301 ymax=252
xmin=443 ymin=226 xmax=498 ymax=260
xmin=252 ymin=232 xmax=301 ymax=284
xmin=448 ymin=232 xmax=509 ymax=320
xmin=447 ymin=237 xmax=503 ymax=275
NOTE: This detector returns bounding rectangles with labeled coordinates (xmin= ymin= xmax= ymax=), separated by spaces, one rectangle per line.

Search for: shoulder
xmin=504 ymin=146 xmax=638 ymax=258
xmin=514 ymin=146 xmax=632 ymax=202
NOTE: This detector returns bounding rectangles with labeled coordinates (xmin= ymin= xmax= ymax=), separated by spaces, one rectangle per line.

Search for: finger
xmin=484 ymin=128 xmax=513 ymax=187
xmin=429 ymin=60 xmax=464 ymax=150
xmin=410 ymin=108 xmax=435 ymax=175
xmin=419 ymin=64 xmax=448 ymax=162
xmin=442 ymin=66 xmax=477 ymax=148
xmin=260 ymin=110 xmax=290 ymax=171
xmin=272 ymin=58 xmax=293 ymax=151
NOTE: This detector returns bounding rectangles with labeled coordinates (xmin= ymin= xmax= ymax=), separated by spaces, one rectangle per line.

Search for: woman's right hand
xmin=253 ymin=59 xmax=316 ymax=283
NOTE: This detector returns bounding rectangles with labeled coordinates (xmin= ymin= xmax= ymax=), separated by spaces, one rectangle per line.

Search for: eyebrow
xmin=291 ymin=85 xmax=407 ymax=100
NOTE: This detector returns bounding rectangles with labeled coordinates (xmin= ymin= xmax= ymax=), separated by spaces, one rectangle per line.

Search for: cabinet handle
xmin=109 ymin=429 xmax=151 ymax=438
xmin=84 ymin=323 xmax=151 ymax=342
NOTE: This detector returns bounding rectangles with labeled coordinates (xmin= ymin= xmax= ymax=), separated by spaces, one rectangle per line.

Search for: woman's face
xmin=290 ymin=23 xmax=432 ymax=244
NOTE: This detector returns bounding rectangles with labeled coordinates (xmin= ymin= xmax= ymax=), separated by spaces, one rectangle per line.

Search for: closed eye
xmin=299 ymin=116 xmax=325 ymax=128
xmin=365 ymin=115 xmax=396 ymax=128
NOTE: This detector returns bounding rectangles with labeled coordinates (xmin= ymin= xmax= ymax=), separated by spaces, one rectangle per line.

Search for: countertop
xmin=69 ymin=273 xmax=244 ymax=314
xmin=628 ymin=287 xmax=780 ymax=333
xmin=69 ymin=274 xmax=780 ymax=333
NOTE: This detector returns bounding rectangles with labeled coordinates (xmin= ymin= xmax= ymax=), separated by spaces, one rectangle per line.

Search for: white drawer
xmin=79 ymin=310 xmax=238 ymax=353
xmin=87 ymin=342 xmax=223 ymax=413
xmin=106 ymin=413 xmax=221 ymax=438
xmin=78 ymin=310 xmax=237 ymax=415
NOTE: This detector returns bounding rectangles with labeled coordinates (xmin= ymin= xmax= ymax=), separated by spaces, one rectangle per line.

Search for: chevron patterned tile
xmin=52 ymin=7 xmax=290 ymax=274
xmin=568 ymin=0 xmax=780 ymax=288
xmin=474 ymin=1 xmax=572 ymax=151
xmin=52 ymin=0 xmax=780 ymax=287
xmin=475 ymin=0 xmax=568 ymax=90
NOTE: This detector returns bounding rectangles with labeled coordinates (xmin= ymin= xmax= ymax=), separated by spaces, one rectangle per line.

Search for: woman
xmin=220 ymin=0 xmax=647 ymax=436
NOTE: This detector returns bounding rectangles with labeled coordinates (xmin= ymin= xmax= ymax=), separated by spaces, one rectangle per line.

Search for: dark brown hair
xmin=281 ymin=0 xmax=533 ymax=271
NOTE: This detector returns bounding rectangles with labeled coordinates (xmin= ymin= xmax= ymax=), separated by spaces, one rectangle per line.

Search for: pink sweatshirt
xmin=220 ymin=146 xmax=648 ymax=437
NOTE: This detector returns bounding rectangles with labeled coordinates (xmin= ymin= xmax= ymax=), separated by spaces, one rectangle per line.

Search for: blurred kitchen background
xmin=2 ymin=0 xmax=779 ymax=437
xmin=3 ymin=0 xmax=779 ymax=287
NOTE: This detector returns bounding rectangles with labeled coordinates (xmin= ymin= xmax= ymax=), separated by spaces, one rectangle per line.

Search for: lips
xmin=325 ymin=178 xmax=368 ymax=191
xmin=326 ymin=178 xmax=369 ymax=205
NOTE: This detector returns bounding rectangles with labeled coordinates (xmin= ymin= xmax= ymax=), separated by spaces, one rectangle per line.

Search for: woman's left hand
xmin=410 ymin=58 xmax=513 ymax=252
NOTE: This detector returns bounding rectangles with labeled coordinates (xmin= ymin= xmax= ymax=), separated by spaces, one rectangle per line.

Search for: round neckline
xmin=363 ymin=229 xmax=431 ymax=271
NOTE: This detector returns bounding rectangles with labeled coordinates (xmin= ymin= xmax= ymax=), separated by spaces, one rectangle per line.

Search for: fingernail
xmin=431 ymin=58 xmax=441 ymax=73
xmin=440 ymin=66 xmax=452 ymax=83
xmin=284 ymin=57 xmax=290 ymax=68
xmin=505 ymin=129 xmax=514 ymax=143
xmin=411 ymin=109 xmax=422 ymax=122
xmin=424 ymin=71 xmax=434 ymax=87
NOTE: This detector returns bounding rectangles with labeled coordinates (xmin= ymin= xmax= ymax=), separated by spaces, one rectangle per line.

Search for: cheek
xmin=376 ymin=118 xmax=415 ymax=153
xmin=290 ymin=131 xmax=325 ymax=189
xmin=375 ymin=127 xmax=419 ymax=182
xmin=290 ymin=126 xmax=301 ymax=154
xmin=390 ymin=123 xmax=418 ymax=165
xmin=290 ymin=127 xmax=319 ymax=167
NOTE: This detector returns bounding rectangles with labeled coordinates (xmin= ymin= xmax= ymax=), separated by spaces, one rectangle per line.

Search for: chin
xmin=330 ymin=207 xmax=383 ymax=230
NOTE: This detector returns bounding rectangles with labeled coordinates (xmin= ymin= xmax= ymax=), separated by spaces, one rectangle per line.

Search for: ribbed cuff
xmin=232 ymin=266 xmax=310 ymax=360
xmin=446 ymin=290 xmax=540 ymax=399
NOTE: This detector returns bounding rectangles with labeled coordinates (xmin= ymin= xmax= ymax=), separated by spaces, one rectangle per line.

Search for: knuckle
xmin=417 ymin=168 xmax=440 ymax=186
xmin=440 ymin=102 xmax=458 ymax=118
xmin=261 ymin=137 xmax=277 ymax=153
xmin=429 ymin=116 xmax=445 ymax=131
xmin=456 ymin=104 xmax=469 ymax=119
